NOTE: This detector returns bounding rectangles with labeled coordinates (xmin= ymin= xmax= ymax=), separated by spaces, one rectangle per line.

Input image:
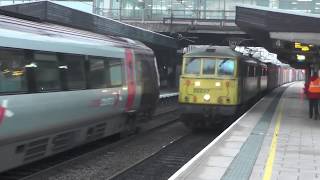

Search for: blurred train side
xmin=0 ymin=15 xmax=159 ymax=172
xmin=267 ymin=63 xmax=304 ymax=90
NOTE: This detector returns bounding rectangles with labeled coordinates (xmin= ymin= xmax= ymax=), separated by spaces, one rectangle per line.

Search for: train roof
xmin=0 ymin=14 xmax=152 ymax=58
xmin=184 ymin=46 xmax=241 ymax=57
xmin=183 ymin=46 xmax=270 ymax=65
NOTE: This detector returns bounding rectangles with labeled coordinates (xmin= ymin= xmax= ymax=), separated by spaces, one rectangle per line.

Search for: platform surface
xmin=169 ymin=82 xmax=320 ymax=180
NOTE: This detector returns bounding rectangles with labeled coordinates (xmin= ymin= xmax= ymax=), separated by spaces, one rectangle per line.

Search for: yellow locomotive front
xmin=179 ymin=49 xmax=239 ymax=128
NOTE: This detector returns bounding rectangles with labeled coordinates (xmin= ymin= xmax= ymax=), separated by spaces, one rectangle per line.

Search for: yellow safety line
xmin=263 ymin=101 xmax=284 ymax=180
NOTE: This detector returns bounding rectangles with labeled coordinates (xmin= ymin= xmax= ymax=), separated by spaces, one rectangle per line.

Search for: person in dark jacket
xmin=306 ymin=72 xmax=320 ymax=120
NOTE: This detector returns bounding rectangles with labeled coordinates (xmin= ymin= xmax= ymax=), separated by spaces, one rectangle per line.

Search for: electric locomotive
xmin=179 ymin=46 xmax=268 ymax=129
xmin=0 ymin=14 xmax=159 ymax=172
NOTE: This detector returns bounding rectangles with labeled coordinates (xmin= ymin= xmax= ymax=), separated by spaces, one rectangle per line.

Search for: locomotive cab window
xmin=0 ymin=48 xmax=27 ymax=93
xmin=202 ymin=58 xmax=216 ymax=75
xmin=185 ymin=58 xmax=201 ymax=75
xmin=217 ymin=59 xmax=235 ymax=76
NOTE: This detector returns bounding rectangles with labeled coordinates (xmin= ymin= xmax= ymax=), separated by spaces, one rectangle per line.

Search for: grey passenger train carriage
xmin=0 ymin=15 xmax=159 ymax=172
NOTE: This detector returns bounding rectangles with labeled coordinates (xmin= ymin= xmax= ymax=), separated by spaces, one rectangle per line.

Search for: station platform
xmin=169 ymin=82 xmax=319 ymax=180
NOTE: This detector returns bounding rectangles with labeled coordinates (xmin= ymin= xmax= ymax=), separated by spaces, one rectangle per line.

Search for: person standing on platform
xmin=307 ymin=71 xmax=320 ymax=120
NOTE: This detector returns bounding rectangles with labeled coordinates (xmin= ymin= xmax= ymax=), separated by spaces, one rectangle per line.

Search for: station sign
xmin=294 ymin=42 xmax=313 ymax=52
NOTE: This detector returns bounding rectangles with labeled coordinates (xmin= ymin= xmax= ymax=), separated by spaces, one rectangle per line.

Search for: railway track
xmin=108 ymin=94 xmax=263 ymax=180
xmin=0 ymin=95 xmax=180 ymax=180
xmin=109 ymin=130 xmax=223 ymax=180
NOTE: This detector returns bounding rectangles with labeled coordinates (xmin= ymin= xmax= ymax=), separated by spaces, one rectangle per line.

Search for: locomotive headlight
xmin=203 ymin=94 xmax=211 ymax=101
xmin=215 ymin=82 xmax=221 ymax=87
xmin=195 ymin=81 xmax=201 ymax=87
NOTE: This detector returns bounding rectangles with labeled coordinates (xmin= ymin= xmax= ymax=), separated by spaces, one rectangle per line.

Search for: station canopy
xmin=236 ymin=5 xmax=320 ymax=69
xmin=0 ymin=1 xmax=178 ymax=49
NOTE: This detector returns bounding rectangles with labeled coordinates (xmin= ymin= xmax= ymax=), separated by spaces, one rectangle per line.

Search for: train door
xmin=257 ymin=65 xmax=261 ymax=92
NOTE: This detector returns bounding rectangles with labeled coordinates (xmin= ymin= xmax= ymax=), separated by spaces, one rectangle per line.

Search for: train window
xmin=89 ymin=57 xmax=107 ymax=89
xmin=60 ymin=55 xmax=86 ymax=90
xmin=107 ymin=60 xmax=123 ymax=87
xmin=33 ymin=53 xmax=61 ymax=92
xmin=248 ymin=66 xmax=255 ymax=77
xmin=135 ymin=60 xmax=142 ymax=85
xmin=202 ymin=59 xmax=215 ymax=75
xmin=217 ymin=59 xmax=235 ymax=76
xmin=0 ymin=49 xmax=27 ymax=93
xmin=185 ymin=58 xmax=201 ymax=74
xmin=262 ymin=68 xmax=267 ymax=76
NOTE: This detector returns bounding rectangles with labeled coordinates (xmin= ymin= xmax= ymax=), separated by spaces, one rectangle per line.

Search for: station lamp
xmin=294 ymin=42 xmax=301 ymax=48
xmin=296 ymin=54 xmax=306 ymax=61
xmin=301 ymin=46 xmax=310 ymax=52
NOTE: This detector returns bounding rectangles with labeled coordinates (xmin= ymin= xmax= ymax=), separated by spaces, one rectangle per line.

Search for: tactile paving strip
xmin=221 ymin=86 xmax=288 ymax=180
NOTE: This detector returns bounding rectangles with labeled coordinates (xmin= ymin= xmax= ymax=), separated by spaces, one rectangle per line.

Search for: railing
xmin=95 ymin=8 xmax=236 ymax=22
xmin=162 ymin=17 xmax=237 ymax=27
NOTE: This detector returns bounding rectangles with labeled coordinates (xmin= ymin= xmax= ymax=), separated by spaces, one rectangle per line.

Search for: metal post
xmin=168 ymin=0 xmax=173 ymax=33
xmin=119 ymin=0 xmax=122 ymax=21
xmin=223 ymin=0 xmax=226 ymax=26
xmin=161 ymin=0 xmax=163 ymax=17
xmin=171 ymin=0 xmax=173 ymax=20
xmin=92 ymin=0 xmax=97 ymax=14
xmin=150 ymin=0 xmax=153 ymax=20
xmin=203 ymin=0 xmax=207 ymax=19
xmin=142 ymin=5 xmax=145 ymax=22
xmin=197 ymin=0 xmax=200 ymax=19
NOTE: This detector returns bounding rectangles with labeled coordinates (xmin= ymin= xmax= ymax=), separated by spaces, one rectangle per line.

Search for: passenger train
xmin=0 ymin=14 xmax=159 ymax=172
xmin=179 ymin=46 xmax=304 ymax=129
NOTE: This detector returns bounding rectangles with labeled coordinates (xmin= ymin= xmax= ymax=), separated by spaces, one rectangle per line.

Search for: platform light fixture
xmin=25 ymin=62 xmax=37 ymax=68
xmin=301 ymin=46 xmax=310 ymax=52
xmin=296 ymin=54 xmax=306 ymax=61
xmin=12 ymin=70 xmax=24 ymax=76
xmin=295 ymin=42 xmax=301 ymax=48
xmin=295 ymin=42 xmax=311 ymax=52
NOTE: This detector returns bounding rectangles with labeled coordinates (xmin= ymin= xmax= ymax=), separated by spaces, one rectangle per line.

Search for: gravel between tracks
xmin=27 ymin=119 xmax=189 ymax=180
